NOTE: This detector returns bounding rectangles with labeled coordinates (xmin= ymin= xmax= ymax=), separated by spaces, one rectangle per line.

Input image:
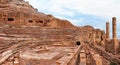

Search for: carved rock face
xmin=0 ymin=0 xmax=74 ymax=28
xmin=80 ymin=26 xmax=106 ymax=46
xmin=95 ymin=29 xmax=106 ymax=46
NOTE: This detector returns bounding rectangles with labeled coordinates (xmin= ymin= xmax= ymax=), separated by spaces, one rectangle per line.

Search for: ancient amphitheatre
xmin=0 ymin=0 xmax=120 ymax=65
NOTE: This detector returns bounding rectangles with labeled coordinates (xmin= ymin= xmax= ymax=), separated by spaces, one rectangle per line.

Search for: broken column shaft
xmin=106 ymin=22 xmax=110 ymax=40
xmin=112 ymin=17 xmax=117 ymax=39
xmin=112 ymin=17 xmax=118 ymax=54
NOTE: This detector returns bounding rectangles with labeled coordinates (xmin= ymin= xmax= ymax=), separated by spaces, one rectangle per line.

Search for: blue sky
xmin=25 ymin=0 xmax=120 ymax=38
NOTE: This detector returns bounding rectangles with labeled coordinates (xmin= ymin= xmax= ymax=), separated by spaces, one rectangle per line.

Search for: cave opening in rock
xmin=39 ymin=20 xmax=43 ymax=23
xmin=8 ymin=18 xmax=14 ymax=21
xmin=29 ymin=20 xmax=33 ymax=23
xmin=76 ymin=41 xmax=81 ymax=46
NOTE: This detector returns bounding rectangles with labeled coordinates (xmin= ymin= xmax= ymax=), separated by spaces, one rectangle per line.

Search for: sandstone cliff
xmin=79 ymin=25 xmax=106 ymax=47
xmin=0 ymin=0 xmax=74 ymax=28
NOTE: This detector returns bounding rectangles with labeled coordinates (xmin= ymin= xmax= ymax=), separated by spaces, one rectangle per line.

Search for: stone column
xmin=93 ymin=30 xmax=96 ymax=46
xmin=106 ymin=22 xmax=110 ymax=40
xmin=112 ymin=17 xmax=117 ymax=39
xmin=112 ymin=17 xmax=118 ymax=54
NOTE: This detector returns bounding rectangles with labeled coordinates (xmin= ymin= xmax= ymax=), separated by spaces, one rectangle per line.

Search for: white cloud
xmin=25 ymin=0 xmax=120 ymax=18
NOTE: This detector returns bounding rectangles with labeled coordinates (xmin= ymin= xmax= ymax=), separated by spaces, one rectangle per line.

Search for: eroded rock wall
xmin=77 ymin=25 xmax=106 ymax=47
xmin=0 ymin=0 xmax=74 ymax=28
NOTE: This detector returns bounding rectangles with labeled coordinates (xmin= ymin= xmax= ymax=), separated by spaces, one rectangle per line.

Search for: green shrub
xmin=110 ymin=62 xmax=117 ymax=65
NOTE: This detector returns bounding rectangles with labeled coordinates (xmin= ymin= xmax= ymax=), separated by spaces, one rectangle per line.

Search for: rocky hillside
xmin=0 ymin=0 xmax=74 ymax=28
